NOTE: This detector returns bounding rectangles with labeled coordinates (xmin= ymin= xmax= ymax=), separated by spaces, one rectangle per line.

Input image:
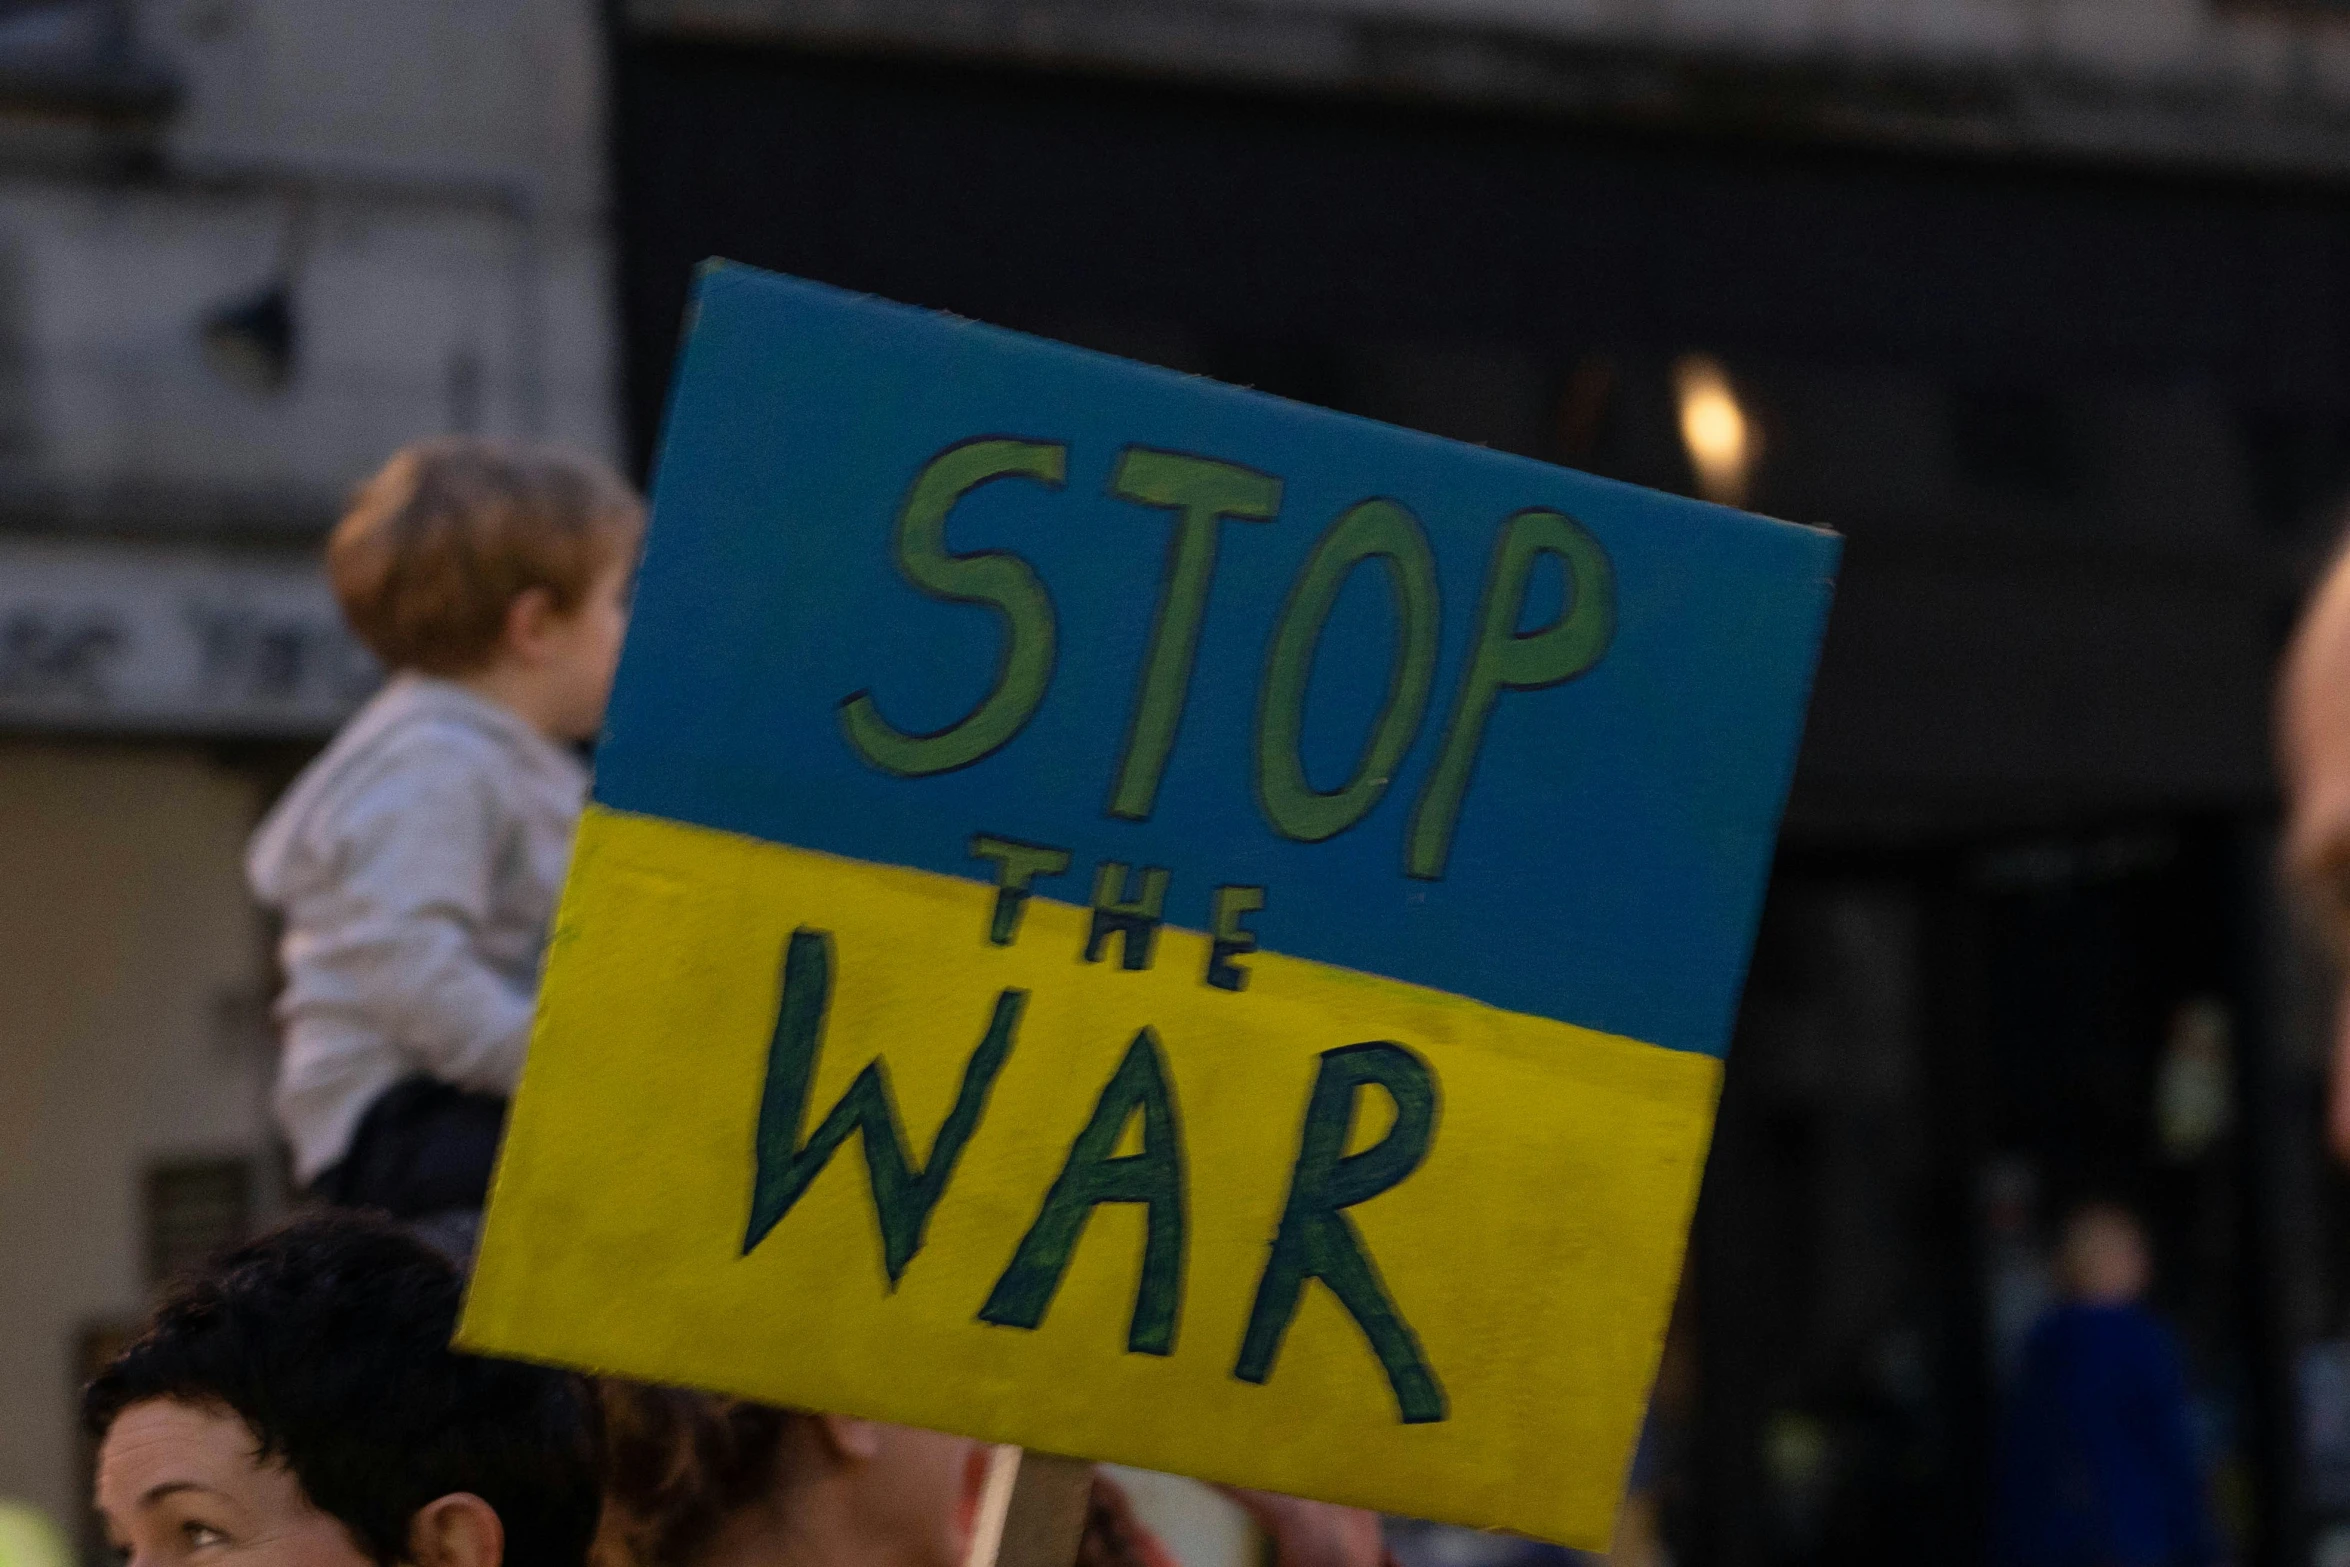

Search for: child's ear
xmin=501 ymin=585 xmax=559 ymax=664
xmin=408 ymin=1493 xmax=504 ymax=1567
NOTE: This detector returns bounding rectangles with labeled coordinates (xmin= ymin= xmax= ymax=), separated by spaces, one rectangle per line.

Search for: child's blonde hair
xmin=328 ymin=436 xmax=645 ymax=676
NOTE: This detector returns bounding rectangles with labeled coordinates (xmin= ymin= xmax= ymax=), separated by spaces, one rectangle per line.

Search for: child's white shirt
xmin=246 ymin=674 xmax=588 ymax=1183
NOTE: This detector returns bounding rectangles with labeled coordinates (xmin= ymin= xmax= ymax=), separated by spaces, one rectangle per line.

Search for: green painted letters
xmin=841 ymin=439 xmax=1067 ymax=777
xmin=1105 ymin=449 xmax=1283 ymax=821
xmin=969 ymin=834 xmax=1072 ymax=946
xmin=1085 ymin=861 xmax=1170 ymax=970
xmin=1235 ymin=1041 xmax=1447 ymax=1424
xmin=1405 ymin=509 xmax=1614 ymax=880
xmin=1255 ymin=500 xmax=1440 ymax=843
xmin=742 ymin=928 xmax=1026 ymax=1285
xmin=1206 ymin=884 xmax=1265 ymax=991
xmin=979 ymin=1028 xmax=1188 ymax=1355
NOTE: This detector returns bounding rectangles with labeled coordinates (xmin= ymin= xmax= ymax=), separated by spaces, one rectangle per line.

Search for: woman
xmin=89 ymin=1213 xmax=600 ymax=1567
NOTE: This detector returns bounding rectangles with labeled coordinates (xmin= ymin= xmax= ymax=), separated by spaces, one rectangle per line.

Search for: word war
xmin=740 ymin=925 xmax=1446 ymax=1423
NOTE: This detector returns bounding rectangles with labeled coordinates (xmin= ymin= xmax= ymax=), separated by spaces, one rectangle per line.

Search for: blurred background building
xmin=0 ymin=0 xmax=618 ymax=1540
xmin=12 ymin=0 xmax=2350 ymax=1564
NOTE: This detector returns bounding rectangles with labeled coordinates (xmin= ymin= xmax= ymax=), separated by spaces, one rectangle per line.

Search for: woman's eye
xmin=182 ymin=1524 xmax=227 ymax=1551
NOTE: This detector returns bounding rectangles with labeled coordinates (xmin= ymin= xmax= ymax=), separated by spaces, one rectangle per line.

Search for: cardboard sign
xmin=461 ymin=262 xmax=1838 ymax=1548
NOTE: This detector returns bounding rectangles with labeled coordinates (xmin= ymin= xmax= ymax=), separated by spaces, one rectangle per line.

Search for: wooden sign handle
xmin=966 ymin=1448 xmax=1094 ymax=1567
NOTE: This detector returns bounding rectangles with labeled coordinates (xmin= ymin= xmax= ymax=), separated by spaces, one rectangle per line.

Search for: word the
xmin=970 ymin=834 xmax=1264 ymax=990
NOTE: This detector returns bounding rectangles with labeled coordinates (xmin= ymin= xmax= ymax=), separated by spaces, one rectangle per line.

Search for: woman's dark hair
xmin=83 ymin=1209 xmax=601 ymax=1567
xmin=594 ymin=1384 xmax=792 ymax=1567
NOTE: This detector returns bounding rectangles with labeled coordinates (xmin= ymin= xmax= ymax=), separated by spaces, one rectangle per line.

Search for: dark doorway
xmin=604 ymin=24 xmax=2335 ymax=1562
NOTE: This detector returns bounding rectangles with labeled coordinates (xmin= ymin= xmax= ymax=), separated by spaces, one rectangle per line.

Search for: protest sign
xmin=460 ymin=261 xmax=1838 ymax=1549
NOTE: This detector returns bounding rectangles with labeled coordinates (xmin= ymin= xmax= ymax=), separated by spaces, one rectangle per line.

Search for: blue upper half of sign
xmin=598 ymin=262 xmax=1838 ymax=1059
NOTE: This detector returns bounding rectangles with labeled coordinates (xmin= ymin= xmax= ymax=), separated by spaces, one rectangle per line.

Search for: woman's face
xmin=841 ymin=1423 xmax=993 ymax=1567
xmin=97 ymin=1401 xmax=370 ymax=1567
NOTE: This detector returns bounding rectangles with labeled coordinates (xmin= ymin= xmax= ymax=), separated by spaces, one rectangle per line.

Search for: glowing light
xmin=1673 ymin=354 xmax=1757 ymax=507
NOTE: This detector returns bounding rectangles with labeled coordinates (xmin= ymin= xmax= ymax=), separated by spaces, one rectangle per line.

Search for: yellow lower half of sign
xmin=462 ymin=805 xmax=1723 ymax=1550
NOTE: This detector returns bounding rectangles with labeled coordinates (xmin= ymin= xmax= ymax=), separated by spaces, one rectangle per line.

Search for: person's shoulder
xmin=299 ymin=707 xmax=522 ymax=847
xmin=2021 ymin=1301 xmax=2128 ymax=1359
xmin=343 ymin=709 xmax=510 ymax=792
xmin=374 ymin=680 xmax=582 ymax=791
xmin=2056 ymin=1302 xmax=2182 ymax=1365
xmin=302 ymin=678 xmax=501 ymax=781
xmin=2019 ymin=1306 xmax=2074 ymax=1362
xmin=2113 ymin=1302 xmax=2185 ymax=1357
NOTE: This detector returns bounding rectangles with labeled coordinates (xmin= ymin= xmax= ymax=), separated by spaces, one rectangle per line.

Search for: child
xmin=247 ymin=437 xmax=642 ymax=1240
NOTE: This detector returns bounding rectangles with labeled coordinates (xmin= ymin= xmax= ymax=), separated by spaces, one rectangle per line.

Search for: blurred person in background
xmin=1991 ymin=1203 xmax=2218 ymax=1567
xmin=593 ymin=1387 xmax=994 ymax=1567
xmin=594 ymin=1383 xmax=1388 ymax=1567
xmin=246 ymin=438 xmax=642 ymax=1255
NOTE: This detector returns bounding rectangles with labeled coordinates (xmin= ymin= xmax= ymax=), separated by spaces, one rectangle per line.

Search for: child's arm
xmin=301 ymin=739 xmax=542 ymax=1095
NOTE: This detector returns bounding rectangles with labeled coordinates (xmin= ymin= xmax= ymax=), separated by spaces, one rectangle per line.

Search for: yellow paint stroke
xmin=462 ymin=805 xmax=1721 ymax=1550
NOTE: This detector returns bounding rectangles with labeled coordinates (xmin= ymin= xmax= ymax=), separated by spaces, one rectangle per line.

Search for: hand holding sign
xmin=459 ymin=262 xmax=1837 ymax=1550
